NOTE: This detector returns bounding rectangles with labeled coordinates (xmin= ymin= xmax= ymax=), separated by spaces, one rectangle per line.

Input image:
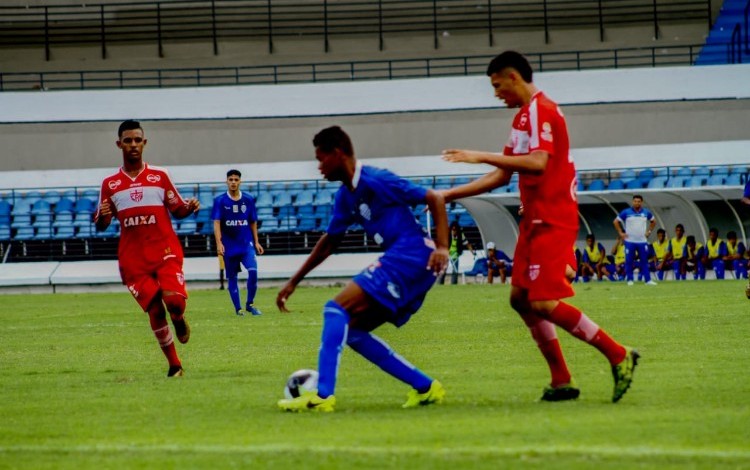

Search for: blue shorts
xmin=353 ymin=237 xmax=437 ymax=327
xmin=224 ymin=249 xmax=257 ymax=276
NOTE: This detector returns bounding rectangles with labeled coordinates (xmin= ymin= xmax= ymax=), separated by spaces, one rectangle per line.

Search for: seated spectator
xmin=609 ymin=236 xmax=627 ymax=281
xmin=724 ymin=231 xmax=749 ymax=279
xmin=486 ymin=242 xmax=513 ymax=284
xmin=580 ymin=234 xmax=612 ymax=282
xmin=685 ymin=235 xmax=706 ymax=280
xmin=705 ymin=227 xmax=728 ymax=279
xmin=649 ymin=228 xmax=672 ymax=281
xmin=668 ymin=224 xmax=688 ymax=280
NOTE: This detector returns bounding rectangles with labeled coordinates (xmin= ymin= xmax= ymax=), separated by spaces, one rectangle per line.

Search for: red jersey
xmin=503 ymin=91 xmax=578 ymax=230
xmin=96 ymin=164 xmax=186 ymax=274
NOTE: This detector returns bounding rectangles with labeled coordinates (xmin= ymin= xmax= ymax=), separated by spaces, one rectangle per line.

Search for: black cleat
xmin=541 ymin=382 xmax=580 ymax=402
xmin=167 ymin=366 xmax=184 ymax=378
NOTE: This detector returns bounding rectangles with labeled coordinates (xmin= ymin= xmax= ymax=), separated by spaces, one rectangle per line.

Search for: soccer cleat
xmin=745 ymin=283 xmax=750 ymax=299
xmin=627 ymin=281 xmax=634 ymax=286
xmin=277 ymin=389 xmax=335 ymax=412
xmin=645 ymin=280 xmax=658 ymax=286
xmin=173 ymin=317 xmax=191 ymax=344
xmin=167 ymin=366 xmax=184 ymax=378
xmin=402 ymin=380 xmax=446 ymax=408
xmin=246 ymin=305 xmax=263 ymax=316
xmin=541 ymin=381 xmax=580 ymax=402
xmin=235 ymin=309 xmax=246 ymax=317
xmin=612 ymin=347 xmax=640 ymax=403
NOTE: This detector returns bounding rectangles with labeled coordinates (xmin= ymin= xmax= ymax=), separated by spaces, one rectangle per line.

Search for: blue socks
xmin=347 ymin=328 xmax=433 ymax=393
xmin=317 ymin=301 xmax=350 ymax=398
xmin=227 ymin=275 xmax=241 ymax=312
xmin=245 ymin=268 xmax=258 ymax=308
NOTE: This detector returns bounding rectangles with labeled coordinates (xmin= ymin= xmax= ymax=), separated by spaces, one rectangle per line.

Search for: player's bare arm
xmin=172 ymin=197 xmax=201 ymax=219
xmin=213 ymin=219 xmax=225 ymax=256
xmin=614 ymin=220 xmax=628 ymax=240
xmin=276 ymin=233 xmax=343 ymax=312
xmin=441 ymin=169 xmax=510 ymax=203
xmin=94 ymin=199 xmax=113 ymax=231
xmin=251 ymin=221 xmax=264 ymax=255
xmin=443 ymin=149 xmax=549 ymax=174
xmin=424 ymin=189 xmax=450 ymax=275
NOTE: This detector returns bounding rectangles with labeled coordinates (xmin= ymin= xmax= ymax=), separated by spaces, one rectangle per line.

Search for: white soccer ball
xmin=283 ymin=369 xmax=319 ymax=399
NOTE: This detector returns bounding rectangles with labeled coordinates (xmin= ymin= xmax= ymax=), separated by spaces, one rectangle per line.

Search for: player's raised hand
xmin=442 ymin=149 xmax=484 ymax=164
xmin=427 ymin=247 xmax=449 ymax=276
xmin=276 ymin=281 xmax=296 ymax=313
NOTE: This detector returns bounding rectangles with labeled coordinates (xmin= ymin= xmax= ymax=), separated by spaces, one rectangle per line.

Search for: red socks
xmin=523 ymin=316 xmax=572 ymax=387
xmin=148 ymin=304 xmax=181 ymax=368
xmin=547 ymin=302 xmax=626 ymax=365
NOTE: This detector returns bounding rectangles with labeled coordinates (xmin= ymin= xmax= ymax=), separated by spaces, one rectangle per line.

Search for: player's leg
xmin=223 ymin=255 xmax=243 ymax=315
xmin=241 ymin=250 xmax=261 ymax=315
xmin=713 ymin=259 xmax=725 ymax=279
xmin=510 ymin=285 xmax=576 ymax=400
xmin=624 ymin=242 xmax=636 ymax=284
xmin=146 ymin=293 xmax=183 ymax=377
xmin=638 ymin=244 xmax=653 ymax=283
xmin=157 ymin=259 xmax=190 ymax=344
xmin=449 ymin=257 xmax=459 ymax=285
xmin=528 ymin=226 xmax=638 ymax=402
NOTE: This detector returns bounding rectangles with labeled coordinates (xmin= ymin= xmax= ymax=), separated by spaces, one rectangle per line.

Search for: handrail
xmin=730 ymin=23 xmax=742 ymax=64
xmin=0 ymin=0 xmax=712 ymax=57
xmin=0 ymin=43 xmax=711 ymax=91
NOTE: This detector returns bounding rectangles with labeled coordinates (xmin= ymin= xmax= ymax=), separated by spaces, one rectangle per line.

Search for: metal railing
xmin=0 ymin=0 xmax=713 ymax=60
xmin=0 ymin=43 xmax=713 ymax=91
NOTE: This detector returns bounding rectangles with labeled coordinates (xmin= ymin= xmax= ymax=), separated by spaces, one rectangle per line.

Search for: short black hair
xmin=709 ymin=227 xmax=718 ymax=235
xmin=727 ymin=230 xmax=737 ymax=239
xmin=227 ymin=169 xmax=241 ymax=178
xmin=686 ymin=235 xmax=696 ymax=243
xmin=118 ymin=119 xmax=142 ymax=138
xmin=586 ymin=233 xmax=595 ymax=240
xmin=633 ymin=194 xmax=643 ymax=201
xmin=657 ymin=228 xmax=666 ymax=235
xmin=313 ymin=126 xmax=354 ymax=156
xmin=486 ymin=51 xmax=533 ymax=82
xmin=676 ymin=223 xmax=684 ymax=230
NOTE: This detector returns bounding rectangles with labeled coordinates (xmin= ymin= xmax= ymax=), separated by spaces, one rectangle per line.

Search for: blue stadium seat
xmin=637 ymin=169 xmax=655 ymax=181
xmin=297 ymin=215 xmax=317 ymax=232
xmin=458 ymin=212 xmax=475 ymax=227
xmin=255 ymin=192 xmax=273 ymax=207
xmin=647 ymin=176 xmax=668 ymax=189
xmin=80 ymin=188 xmax=99 ymax=203
xmin=199 ymin=221 xmax=214 ymax=235
xmin=587 ymin=179 xmax=606 ymax=191
xmin=490 ymin=185 xmax=507 ymax=194
xmin=728 ymin=165 xmax=747 ymax=176
xmin=72 ymin=212 xmax=93 ymax=227
xmin=314 ymin=190 xmax=334 ymax=206
xmin=55 ymin=198 xmax=75 ymax=213
xmin=11 ymin=213 xmax=31 ymax=228
xmin=0 ymin=225 xmax=10 ymax=240
xmin=687 ymin=176 xmax=706 ymax=188
xmin=709 ymin=166 xmax=729 ymax=177
xmin=625 ymin=179 xmax=643 ymax=189
xmin=619 ymin=169 xmax=637 ymax=183
xmin=34 ymin=226 xmax=53 ymax=239
xmin=607 ymin=179 xmax=625 ymax=190
xmin=195 ymin=208 xmax=212 ymax=224
xmin=675 ymin=167 xmax=693 ymax=178
xmin=76 ymin=224 xmax=94 ymax=238
xmin=258 ymin=218 xmax=278 ymax=233
xmin=42 ymin=190 xmax=62 ymax=205
xmin=273 ymin=191 xmax=293 ymax=207
xmin=297 ymin=205 xmax=314 ymax=217
xmin=293 ymin=189 xmax=315 ymax=207
xmin=74 ymin=198 xmax=95 ymax=214
xmin=706 ymin=174 xmax=725 ymax=186
xmin=14 ymin=226 xmax=35 ymax=240
xmin=197 ymin=187 xmax=216 ymax=207
xmin=176 ymin=219 xmax=197 ymax=235
xmin=53 ymin=224 xmax=75 ymax=239
xmin=725 ymin=174 xmax=742 ymax=186
xmin=666 ymin=177 xmax=687 ymax=188
xmin=176 ymin=185 xmax=197 ymax=200
xmin=0 ymin=200 xmax=10 ymax=226
xmin=257 ymin=206 xmax=275 ymax=221
xmin=277 ymin=217 xmax=299 ymax=232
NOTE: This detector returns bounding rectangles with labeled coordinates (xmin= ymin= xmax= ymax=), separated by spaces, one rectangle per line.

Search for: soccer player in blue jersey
xmin=613 ymin=195 xmax=657 ymax=286
xmin=276 ymin=126 xmax=450 ymax=412
xmin=212 ymin=169 xmax=264 ymax=316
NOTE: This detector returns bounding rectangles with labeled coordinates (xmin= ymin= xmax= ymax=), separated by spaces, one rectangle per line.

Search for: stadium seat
xmin=725 ymin=174 xmax=742 ymax=186
xmin=258 ymin=218 xmax=278 ymax=233
xmin=706 ymin=174 xmax=725 ymax=186
xmin=0 ymin=200 xmax=10 ymax=226
xmin=42 ymin=190 xmax=62 ymax=205
xmin=619 ymin=169 xmax=637 ymax=183
xmin=75 ymin=224 xmax=94 ymax=238
xmin=666 ymin=177 xmax=687 ymax=188
xmin=176 ymin=185 xmax=197 ymax=200
xmin=277 ymin=217 xmax=299 ymax=232
xmin=199 ymin=221 xmax=215 ymax=235
xmin=637 ymin=169 xmax=655 ymax=181
xmin=587 ymin=179 xmax=606 ymax=191
xmin=625 ymin=179 xmax=643 ymax=189
xmin=72 ymin=212 xmax=93 ymax=227
xmin=687 ymin=176 xmax=706 ymax=188
xmin=297 ymin=215 xmax=317 ymax=232
xmin=34 ymin=225 xmax=53 ymax=239
xmin=489 ymin=185 xmax=507 ymax=194
xmin=11 ymin=213 xmax=31 ymax=228
xmin=13 ymin=226 xmax=35 ymax=240
xmin=607 ymin=179 xmax=625 ymax=190
xmin=74 ymin=198 xmax=95 ymax=214
xmin=297 ymin=204 xmax=314 ymax=217
xmin=458 ymin=212 xmax=475 ymax=227
xmin=197 ymin=187 xmax=216 ymax=207
xmin=80 ymin=188 xmax=99 ymax=203
xmin=293 ymin=189 xmax=315 ymax=207
xmin=675 ymin=167 xmax=693 ymax=178
xmin=273 ymin=191 xmax=293 ymax=207
xmin=176 ymin=219 xmax=197 ymax=235
xmin=195 ymin=208 xmax=212 ymax=224
xmin=314 ymin=190 xmax=334 ymax=206
xmin=255 ymin=192 xmax=273 ymax=207
xmin=0 ymin=225 xmax=10 ymax=240
xmin=53 ymin=224 xmax=75 ymax=239
xmin=647 ymin=176 xmax=668 ymax=189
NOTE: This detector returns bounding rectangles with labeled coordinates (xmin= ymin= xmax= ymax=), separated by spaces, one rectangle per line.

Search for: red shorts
xmin=119 ymin=257 xmax=188 ymax=311
xmin=512 ymin=223 xmax=577 ymax=302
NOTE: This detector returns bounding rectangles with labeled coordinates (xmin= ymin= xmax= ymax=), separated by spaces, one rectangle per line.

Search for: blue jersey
xmin=212 ymin=192 xmax=258 ymax=257
xmin=327 ymin=164 xmax=429 ymax=250
xmin=616 ymin=207 xmax=654 ymax=244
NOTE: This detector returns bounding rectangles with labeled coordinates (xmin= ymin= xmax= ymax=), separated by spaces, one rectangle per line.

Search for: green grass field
xmin=1 ymin=281 xmax=749 ymax=469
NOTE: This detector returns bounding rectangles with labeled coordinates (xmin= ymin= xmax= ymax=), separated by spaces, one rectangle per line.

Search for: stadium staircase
xmin=696 ymin=0 xmax=750 ymax=64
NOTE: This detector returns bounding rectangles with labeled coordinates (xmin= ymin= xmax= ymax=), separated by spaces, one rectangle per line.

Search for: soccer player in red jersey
xmin=94 ymin=120 xmax=200 ymax=377
xmin=441 ymin=51 xmax=639 ymax=402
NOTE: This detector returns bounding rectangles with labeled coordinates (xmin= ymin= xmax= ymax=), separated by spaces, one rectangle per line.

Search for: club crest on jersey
xmin=241 ymin=204 xmax=247 ymax=214
xmin=108 ymin=179 xmax=122 ymax=190
xmin=176 ymin=273 xmax=184 ymax=285
xmin=146 ymin=174 xmax=161 ymax=183
xmin=541 ymin=122 xmax=553 ymax=142
xmin=519 ymin=114 xmax=528 ymax=127
xmin=130 ymin=188 xmax=144 ymax=202
xmin=359 ymin=203 xmax=372 ymax=221
xmin=529 ymin=264 xmax=541 ymax=281
xmin=123 ymin=214 xmax=156 ymax=227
